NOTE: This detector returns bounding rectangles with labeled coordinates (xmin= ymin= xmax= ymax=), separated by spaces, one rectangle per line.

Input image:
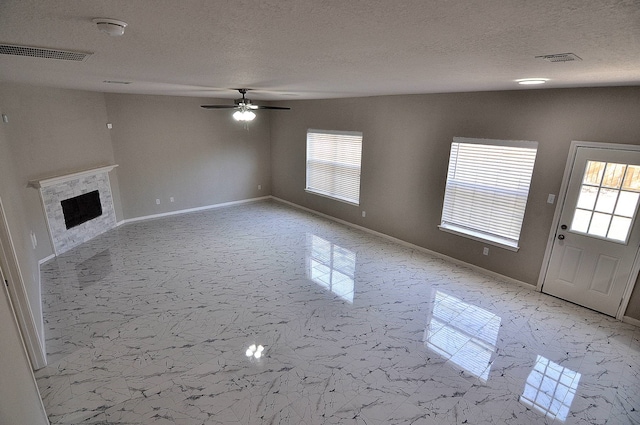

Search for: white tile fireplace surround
xmin=28 ymin=165 xmax=118 ymax=256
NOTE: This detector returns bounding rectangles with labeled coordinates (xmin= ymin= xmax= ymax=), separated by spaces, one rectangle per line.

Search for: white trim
xmin=622 ymin=315 xmax=640 ymax=328
xmin=308 ymin=128 xmax=363 ymax=138
xmin=620 ymin=231 xmax=640 ymax=320
xmin=120 ymin=196 xmax=271 ymax=225
xmin=271 ymin=196 xmax=534 ymax=290
xmin=537 ymin=140 xmax=640 ymax=321
xmin=37 ymin=188 xmax=56 ymax=257
xmin=27 ymin=164 xmax=118 ymax=189
xmin=304 ymin=189 xmax=360 ymax=206
xmin=38 ymin=254 xmax=55 ymax=266
xmin=453 ymin=136 xmax=538 ymax=149
xmin=0 ymin=196 xmax=47 ymax=369
xmin=116 ymin=220 xmax=125 ymax=227
xmin=438 ymin=225 xmax=519 ymax=252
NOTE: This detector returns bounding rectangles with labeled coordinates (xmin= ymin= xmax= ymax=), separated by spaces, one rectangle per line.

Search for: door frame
xmin=0 ymin=196 xmax=47 ymax=369
xmin=537 ymin=140 xmax=640 ymax=320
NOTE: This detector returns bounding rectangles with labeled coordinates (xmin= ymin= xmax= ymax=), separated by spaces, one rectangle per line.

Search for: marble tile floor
xmin=36 ymin=201 xmax=640 ymax=424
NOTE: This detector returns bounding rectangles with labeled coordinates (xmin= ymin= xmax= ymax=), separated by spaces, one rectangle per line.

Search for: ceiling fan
xmin=201 ymin=89 xmax=291 ymax=121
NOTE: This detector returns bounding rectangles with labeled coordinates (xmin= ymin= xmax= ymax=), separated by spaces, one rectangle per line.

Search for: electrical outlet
xmin=362 ymin=211 xmax=366 ymax=218
xmin=170 ymin=197 xmax=174 ymax=203
xmin=258 ymin=184 xmax=262 ymax=190
xmin=156 ymin=199 xmax=160 ymax=205
xmin=483 ymin=247 xmax=489 ymax=256
xmin=547 ymin=194 xmax=556 ymax=204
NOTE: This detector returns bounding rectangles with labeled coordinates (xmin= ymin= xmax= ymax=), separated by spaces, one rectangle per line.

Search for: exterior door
xmin=543 ymin=146 xmax=640 ymax=316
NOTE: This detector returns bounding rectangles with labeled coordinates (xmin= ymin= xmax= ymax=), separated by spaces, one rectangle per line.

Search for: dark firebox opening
xmin=61 ymin=190 xmax=102 ymax=229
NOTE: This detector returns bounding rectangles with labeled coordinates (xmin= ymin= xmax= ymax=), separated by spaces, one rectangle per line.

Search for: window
xmin=571 ymin=160 xmax=640 ymax=243
xmin=306 ymin=129 xmax=363 ymax=205
xmin=440 ymin=137 xmax=538 ymax=250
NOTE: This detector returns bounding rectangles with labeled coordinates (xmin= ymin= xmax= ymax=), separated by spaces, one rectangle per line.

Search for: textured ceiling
xmin=0 ymin=0 xmax=638 ymax=100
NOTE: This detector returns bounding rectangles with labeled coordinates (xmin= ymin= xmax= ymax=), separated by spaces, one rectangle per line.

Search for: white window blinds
xmin=306 ymin=129 xmax=363 ymax=205
xmin=440 ymin=137 xmax=538 ymax=250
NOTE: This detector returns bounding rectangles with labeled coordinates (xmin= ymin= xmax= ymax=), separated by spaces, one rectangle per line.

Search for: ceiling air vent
xmin=535 ymin=53 xmax=582 ymax=63
xmin=0 ymin=44 xmax=92 ymax=62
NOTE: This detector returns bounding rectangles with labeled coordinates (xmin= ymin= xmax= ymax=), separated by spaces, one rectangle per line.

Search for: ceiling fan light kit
xmin=233 ymin=110 xmax=256 ymax=121
xmin=516 ymin=78 xmax=549 ymax=85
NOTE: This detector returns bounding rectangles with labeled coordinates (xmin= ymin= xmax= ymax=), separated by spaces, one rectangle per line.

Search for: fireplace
xmin=29 ymin=165 xmax=118 ymax=256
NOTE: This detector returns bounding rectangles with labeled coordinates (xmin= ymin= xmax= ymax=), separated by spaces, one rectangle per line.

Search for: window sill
xmin=438 ymin=224 xmax=520 ymax=252
xmin=305 ymin=189 xmax=359 ymax=206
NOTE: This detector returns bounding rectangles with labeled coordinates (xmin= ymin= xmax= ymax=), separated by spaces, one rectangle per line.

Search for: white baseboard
xmin=270 ymin=196 xmax=534 ymax=290
xmin=622 ymin=315 xmax=640 ymax=328
xmin=37 ymin=254 xmax=55 ymax=266
xmin=120 ymin=196 xmax=271 ymax=225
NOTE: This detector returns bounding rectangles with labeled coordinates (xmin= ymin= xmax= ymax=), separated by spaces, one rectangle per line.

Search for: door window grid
xmin=571 ymin=161 xmax=640 ymax=243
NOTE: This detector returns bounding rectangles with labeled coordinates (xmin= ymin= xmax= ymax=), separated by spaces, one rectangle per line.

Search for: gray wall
xmin=270 ymin=87 xmax=640 ymax=318
xmin=104 ymin=94 xmax=271 ymax=219
xmin=0 ymin=98 xmax=39 ymax=325
xmin=0 ymin=98 xmax=48 ymax=425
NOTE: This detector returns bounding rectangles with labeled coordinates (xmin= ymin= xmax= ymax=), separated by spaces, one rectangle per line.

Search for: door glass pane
xmin=601 ymin=163 xmax=626 ymax=189
xmin=594 ymin=188 xmax=618 ymax=214
xmin=622 ymin=165 xmax=640 ymax=192
xmin=588 ymin=213 xmax=611 ymax=237
xmin=583 ymin=161 xmax=605 ymax=185
xmin=576 ymin=186 xmax=598 ymax=210
xmin=615 ymin=191 xmax=639 ymax=217
xmin=571 ymin=209 xmax=592 ymax=233
xmin=608 ymin=217 xmax=632 ymax=242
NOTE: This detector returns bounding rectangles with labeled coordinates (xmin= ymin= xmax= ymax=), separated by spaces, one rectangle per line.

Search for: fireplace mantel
xmin=28 ymin=164 xmax=118 ymax=189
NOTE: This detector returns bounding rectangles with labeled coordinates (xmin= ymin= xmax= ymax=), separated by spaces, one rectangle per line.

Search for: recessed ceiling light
xmin=516 ymin=78 xmax=549 ymax=85
xmin=103 ymin=80 xmax=131 ymax=84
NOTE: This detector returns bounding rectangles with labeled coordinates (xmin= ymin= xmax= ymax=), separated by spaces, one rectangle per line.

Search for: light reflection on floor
xmin=306 ymin=233 xmax=356 ymax=303
xmin=520 ymin=355 xmax=581 ymax=422
xmin=424 ymin=290 xmax=501 ymax=381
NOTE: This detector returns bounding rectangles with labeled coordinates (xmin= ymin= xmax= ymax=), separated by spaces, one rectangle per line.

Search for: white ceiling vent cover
xmin=535 ymin=53 xmax=582 ymax=63
xmin=0 ymin=44 xmax=92 ymax=61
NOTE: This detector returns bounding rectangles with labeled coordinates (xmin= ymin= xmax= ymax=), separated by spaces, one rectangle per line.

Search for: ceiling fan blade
xmin=253 ymin=105 xmax=292 ymax=110
xmin=200 ymin=105 xmax=239 ymax=109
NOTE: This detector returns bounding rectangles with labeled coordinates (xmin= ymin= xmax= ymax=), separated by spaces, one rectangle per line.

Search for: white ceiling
xmin=0 ymin=0 xmax=638 ymax=100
